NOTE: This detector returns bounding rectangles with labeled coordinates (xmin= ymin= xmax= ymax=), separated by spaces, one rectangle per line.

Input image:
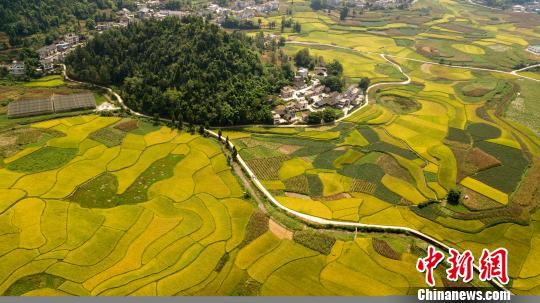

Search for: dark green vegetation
xmin=467 ymin=123 xmax=501 ymax=141
xmin=307 ymin=108 xmax=342 ymax=124
xmin=3 ymin=273 xmax=65 ymax=296
xmin=66 ymin=17 xmax=292 ymax=126
xmin=69 ymin=154 xmax=185 ymax=208
xmin=234 ymin=128 xmax=408 ymax=204
xmin=293 ymin=230 xmax=336 ymax=255
xmin=365 ymin=142 xmax=417 ymax=160
xmin=284 ymin=174 xmax=310 ymax=194
xmin=358 ymin=127 xmax=379 ymax=143
xmin=446 ymin=127 xmax=471 ymax=144
xmin=377 ymin=94 xmax=421 ymax=114
xmin=313 ymin=149 xmax=346 ymax=169
xmin=446 ymin=188 xmax=462 ymax=205
xmin=130 ymin=119 xmax=160 ymax=135
xmin=89 ymin=127 xmax=126 ymax=147
xmin=473 ymin=141 xmax=528 ymax=193
xmin=307 ymin=173 xmax=324 ymax=197
xmin=455 ymin=79 xmax=514 ymax=104
xmin=0 ymin=0 xmax=133 ymax=47
xmin=7 ymin=146 xmax=77 ymax=173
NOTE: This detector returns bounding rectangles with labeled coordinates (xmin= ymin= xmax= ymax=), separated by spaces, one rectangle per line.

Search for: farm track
xmin=345 ymin=53 xmax=412 ymax=120
xmin=511 ymin=64 xmax=540 ymax=75
xmin=61 ymin=65 xmax=511 ymax=292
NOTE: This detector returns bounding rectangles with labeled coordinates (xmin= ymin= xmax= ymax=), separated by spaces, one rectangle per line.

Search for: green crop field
xmin=23 ymin=75 xmax=65 ymax=88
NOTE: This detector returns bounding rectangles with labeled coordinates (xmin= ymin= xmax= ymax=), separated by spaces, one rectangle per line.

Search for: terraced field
xmin=256 ymin=0 xmax=540 ymax=132
xmin=231 ymin=55 xmax=540 ymax=293
xmin=0 ymin=115 xmax=475 ymax=296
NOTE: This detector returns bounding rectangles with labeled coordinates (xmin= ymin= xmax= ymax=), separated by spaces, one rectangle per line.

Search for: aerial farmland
xmin=0 ymin=0 xmax=539 ymax=299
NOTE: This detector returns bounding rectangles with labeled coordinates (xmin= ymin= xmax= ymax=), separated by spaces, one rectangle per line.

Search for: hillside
xmin=66 ymin=17 xmax=291 ymax=125
xmin=0 ymin=0 xmax=131 ymax=47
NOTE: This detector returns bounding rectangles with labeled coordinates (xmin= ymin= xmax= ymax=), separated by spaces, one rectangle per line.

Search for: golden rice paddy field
xmin=0 ymin=115 xmax=475 ymax=296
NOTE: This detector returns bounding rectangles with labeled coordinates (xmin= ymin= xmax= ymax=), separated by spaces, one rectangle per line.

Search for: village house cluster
xmin=273 ymin=67 xmax=366 ymax=125
xmin=36 ymin=33 xmax=83 ymax=74
xmin=95 ymin=8 xmax=135 ymax=32
xmin=5 ymin=33 xmax=83 ymax=76
xmin=527 ymin=45 xmax=540 ymax=56
xmin=206 ymin=0 xmax=280 ymax=23
xmin=512 ymin=1 xmax=540 ymax=13
xmin=135 ymin=0 xmax=279 ymax=24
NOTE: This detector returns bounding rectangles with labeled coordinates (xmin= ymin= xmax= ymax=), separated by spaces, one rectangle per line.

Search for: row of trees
xmin=306 ymin=108 xmax=341 ymax=124
xmin=66 ymin=17 xmax=293 ymax=126
xmin=280 ymin=17 xmax=302 ymax=33
xmin=221 ymin=16 xmax=261 ymax=30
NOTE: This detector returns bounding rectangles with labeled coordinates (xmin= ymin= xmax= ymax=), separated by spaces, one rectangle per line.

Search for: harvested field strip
xmin=460 ymin=177 xmax=508 ymax=204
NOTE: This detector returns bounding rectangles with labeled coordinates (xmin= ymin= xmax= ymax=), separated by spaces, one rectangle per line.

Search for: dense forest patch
xmin=66 ymin=17 xmax=292 ymax=126
xmin=0 ymin=0 xmax=130 ymax=46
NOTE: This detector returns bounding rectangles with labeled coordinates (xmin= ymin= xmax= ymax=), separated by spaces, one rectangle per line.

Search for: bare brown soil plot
xmin=372 ymin=238 xmax=401 ymax=260
xmin=269 ymin=219 xmax=293 ymax=240
xmin=278 ymin=144 xmax=302 ymax=155
xmin=114 ymin=119 xmax=138 ymax=132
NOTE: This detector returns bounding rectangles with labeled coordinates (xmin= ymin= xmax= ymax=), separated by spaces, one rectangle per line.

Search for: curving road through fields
xmin=287 ymin=41 xmax=540 ymax=82
xmin=61 ymin=63 xmax=511 ymax=292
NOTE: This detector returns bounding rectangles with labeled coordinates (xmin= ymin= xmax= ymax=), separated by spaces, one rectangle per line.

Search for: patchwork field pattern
xmin=0 ymin=115 xmax=462 ymax=296
xmin=245 ymin=1 xmax=540 ymax=290
xmin=231 ymin=56 xmax=540 ymax=292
